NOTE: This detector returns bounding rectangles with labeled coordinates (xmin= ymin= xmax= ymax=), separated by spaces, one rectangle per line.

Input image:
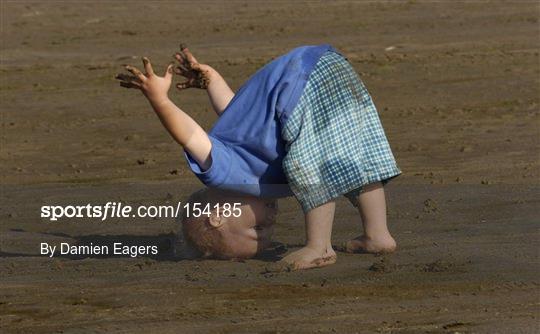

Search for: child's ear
xmin=208 ymin=212 xmax=224 ymax=228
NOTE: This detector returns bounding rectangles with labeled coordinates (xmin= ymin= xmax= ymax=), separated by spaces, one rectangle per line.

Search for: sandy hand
xmin=174 ymin=44 xmax=212 ymax=90
xmin=115 ymin=57 xmax=174 ymax=103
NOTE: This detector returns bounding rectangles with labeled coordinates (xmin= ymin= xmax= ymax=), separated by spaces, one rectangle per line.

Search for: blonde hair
xmin=180 ymin=188 xmax=231 ymax=259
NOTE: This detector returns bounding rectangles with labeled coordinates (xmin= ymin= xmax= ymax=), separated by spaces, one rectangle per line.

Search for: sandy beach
xmin=1 ymin=1 xmax=539 ymax=333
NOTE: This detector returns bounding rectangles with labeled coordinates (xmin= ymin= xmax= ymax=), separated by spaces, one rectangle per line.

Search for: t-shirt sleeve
xmin=184 ymin=136 xmax=232 ymax=187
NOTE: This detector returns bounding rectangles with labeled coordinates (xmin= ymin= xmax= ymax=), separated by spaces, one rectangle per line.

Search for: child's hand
xmin=173 ymin=44 xmax=214 ymax=90
xmin=115 ymin=57 xmax=174 ymax=104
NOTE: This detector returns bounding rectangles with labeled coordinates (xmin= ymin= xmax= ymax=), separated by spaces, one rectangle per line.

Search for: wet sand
xmin=1 ymin=1 xmax=539 ymax=333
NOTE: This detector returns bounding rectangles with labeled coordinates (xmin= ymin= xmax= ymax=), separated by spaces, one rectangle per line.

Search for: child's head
xmin=180 ymin=188 xmax=277 ymax=259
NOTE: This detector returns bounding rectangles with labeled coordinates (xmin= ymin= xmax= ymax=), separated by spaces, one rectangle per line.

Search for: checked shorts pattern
xmin=282 ymin=51 xmax=401 ymax=212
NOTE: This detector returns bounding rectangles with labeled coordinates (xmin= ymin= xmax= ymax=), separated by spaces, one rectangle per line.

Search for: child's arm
xmin=174 ymin=45 xmax=234 ymax=116
xmin=116 ymin=57 xmax=212 ymax=170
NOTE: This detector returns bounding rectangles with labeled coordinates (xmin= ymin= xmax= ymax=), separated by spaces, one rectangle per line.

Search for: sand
xmin=1 ymin=1 xmax=539 ymax=333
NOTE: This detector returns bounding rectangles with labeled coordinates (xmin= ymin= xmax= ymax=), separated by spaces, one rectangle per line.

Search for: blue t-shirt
xmin=185 ymin=44 xmax=336 ymax=197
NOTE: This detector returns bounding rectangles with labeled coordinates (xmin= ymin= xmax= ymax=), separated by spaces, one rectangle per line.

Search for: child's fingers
xmin=125 ymin=65 xmax=146 ymax=82
xmin=174 ymin=63 xmax=190 ymax=76
xmin=119 ymin=81 xmax=141 ymax=89
xmin=115 ymin=73 xmax=141 ymax=83
xmin=188 ymin=61 xmax=201 ymax=71
xmin=174 ymin=52 xmax=188 ymax=65
xmin=116 ymin=72 xmax=142 ymax=89
xmin=179 ymin=44 xmax=201 ymax=70
xmin=142 ymin=57 xmax=154 ymax=76
xmin=115 ymin=73 xmax=128 ymax=81
xmin=174 ymin=52 xmax=192 ymax=73
xmin=174 ymin=67 xmax=184 ymax=76
xmin=164 ymin=63 xmax=174 ymax=80
xmin=180 ymin=44 xmax=197 ymax=62
xmin=176 ymin=81 xmax=192 ymax=90
xmin=178 ymin=43 xmax=190 ymax=61
xmin=182 ymin=47 xmax=200 ymax=70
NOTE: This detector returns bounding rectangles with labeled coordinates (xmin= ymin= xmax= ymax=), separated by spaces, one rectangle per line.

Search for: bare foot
xmin=345 ymin=235 xmax=396 ymax=254
xmin=269 ymin=246 xmax=337 ymax=271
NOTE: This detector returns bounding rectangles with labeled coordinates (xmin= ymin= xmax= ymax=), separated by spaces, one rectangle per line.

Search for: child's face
xmin=214 ymin=197 xmax=277 ymax=259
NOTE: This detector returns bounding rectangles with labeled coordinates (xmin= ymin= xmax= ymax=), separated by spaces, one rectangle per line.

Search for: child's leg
xmin=346 ymin=182 xmax=397 ymax=253
xmin=280 ymin=201 xmax=337 ymax=270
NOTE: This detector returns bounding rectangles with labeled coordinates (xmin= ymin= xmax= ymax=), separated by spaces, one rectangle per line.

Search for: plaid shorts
xmin=282 ymin=51 xmax=401 ymax=212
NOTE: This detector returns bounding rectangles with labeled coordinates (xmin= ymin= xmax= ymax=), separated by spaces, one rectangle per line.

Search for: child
xmin=174 ymin=188 xmax=277 ymax=260
xmin=116 ymin=44 xmax=401 ymax=270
